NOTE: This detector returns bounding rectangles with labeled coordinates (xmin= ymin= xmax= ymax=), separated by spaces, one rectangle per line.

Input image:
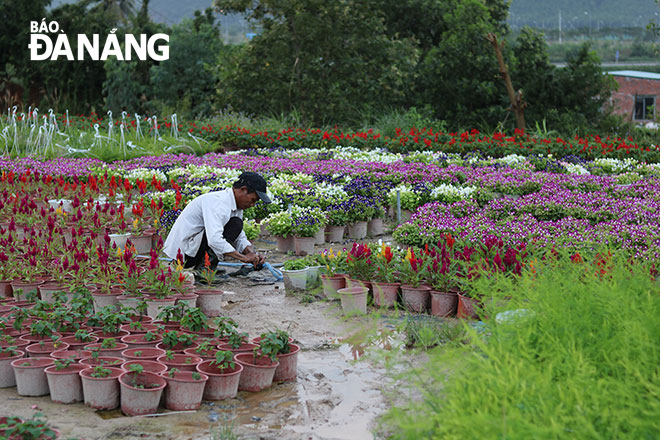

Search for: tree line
xmin=0 ymin=0 xmax=614 ymax=133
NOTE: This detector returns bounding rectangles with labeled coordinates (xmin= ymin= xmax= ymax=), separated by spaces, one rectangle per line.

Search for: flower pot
xmin=372 ymin=282 xmax=400 ymax=308
xmin=196 ymin=360 xmax=243 ymax=400
xmin=61 ymin=335 xmax=100 ymax=349
xmin=282 ymin=268 xmax=308 ymax=294
xmin=160 ymin=370 xmax=208 ymax=411
xmin=80 ymin=356 xmax=124 ymax=368
xmin=400 ymin=285 xmax=431 ymax=313
xmin=293 ymin=236 xmax=316 ymax=256
xmin=157 ymin=353 xmax=202 ymax=372
xmin=194 ymin=287 xmax=224 ymax=318
xmin=430 ymin=290 xmax=458 ymax=317
xmin=174 ymin=293 xmax=198 ymax=308
xmin=11 ymin=357 xmax=54 ymax=396
xmin=121 ymin=359 xmax=168 ymax=375
xmin=314 ymin=228 xmax=325 ymax=245
xmin=156 ymin=341 xmax=199 ymax=354
xmin=91 ymin=291 xmax=121 ymax=314
xmin=146 ymin=297 xmax=176 ymax=319
xmin=130 ymin=233 xmax=153 ymax=255
xmin=109 ymin=232 xmax=131 ymax=251
xmin=275 ymin=235 xmax=295 ymax=253
xmin=217 ymin=342 xmax=258 ymax=355
xmin=38 ymin=283 xmax=67 ymax=304
xmin=45 ymin=364 xmax=86 ymax=404
xmin=338 ymin=286 xmax=368 ymax=315
xmin=346 ymin=278 xmax=372 ymax=295
xmin=117 ymin=295 xmax=141 ymax=311
xmin=119 ymin=370 xmax=167 ymax=416
xmin=273 ymin=343 xmax=300 ymax=382
xmin=325 ymin=225 xmax=345 ymax=243
xmin=26 ymin=341 xmax=70 ymax=358
xmin=347 ymin=221 xmax=368 ymax=240
xmin=51 ymin=349 xmax=93 ymax=362
xmin=122 ymin=347 xmax=166 ymax=361
xmin=0 ymin=349 xmax=25 ymax=387
xmin=320 ymin=274 xmax=345 ymax=299
xmin=80 ymin=367 xmax=123 ymax=410
xmin=120 ymin=323 xmax=161 ymax=335
xmin=235 ymin=353 xmax=280 ymax=392
xmin=367 ymin=218 xmax=385 ymax=237
xmin=92 ymin=329 xmax=131 ymax=341
xmin=0 ymin=281 xmax=12 ymax=298
xmin=457 ymin=294 xmax=481 ymax=320
xmin=10 ymin=281 xmax=44 ymax=301
xmin=184 ymin=346 xmax=219 ymax=362
xmin=121 ymin=333 xmax=163 ymax=350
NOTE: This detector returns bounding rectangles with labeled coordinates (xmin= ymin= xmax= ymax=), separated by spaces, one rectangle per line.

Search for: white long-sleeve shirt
xmin=162 ymin=188 xmax=251 ymax=260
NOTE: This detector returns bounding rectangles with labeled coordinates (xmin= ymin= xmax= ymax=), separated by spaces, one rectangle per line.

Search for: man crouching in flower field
xmin=163 ymin=172 xmax=270 ymax=270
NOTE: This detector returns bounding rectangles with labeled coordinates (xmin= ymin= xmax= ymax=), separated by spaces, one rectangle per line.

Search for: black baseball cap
xmin=238 ymin=171 xmax=271 ymax=203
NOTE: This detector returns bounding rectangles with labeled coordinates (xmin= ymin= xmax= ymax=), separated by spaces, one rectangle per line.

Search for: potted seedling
xmin=196 ymin=350 xmax=243 ymax=400
xmin=179 ymin=307 xmax=213 ymax=335
xmin=157 ymin=350 xmax=202 ymax=372
xmin=234 ymin=345 xmax=280 ymax=392
xmin=80 ymin=364 xmax=124 ymax=410
xmin=45 ymin=358 xmax=86 ymax=404
xmin=0 ymin=345 xmax=24 ymax=388
xmin=218 ymin=330 xmax=256 ymax=354
xmin=193 ymin=252 xmax=225 ymax=317
xmin=11 ymin=356 xmax=55 ymax=396
xmin=118 ymin=363 xmax=167 ymax=416
xmin=259 ymin=329 xmax=300 ymax=382
xmin=184 ymin=338 xmax=219 ymax=361
xmin=0 ymin=413 xmax=59 ymax=439
xmin=160 ymin=367 xmax=208 ymax=411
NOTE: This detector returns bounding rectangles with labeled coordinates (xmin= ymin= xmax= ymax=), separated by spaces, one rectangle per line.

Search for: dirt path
xmin=1 ymin=270 xmax=393 ymax=440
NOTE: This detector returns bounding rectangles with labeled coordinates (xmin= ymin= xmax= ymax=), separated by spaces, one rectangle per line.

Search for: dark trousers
xmin=184 ymin=217 xmax=243 ymax=269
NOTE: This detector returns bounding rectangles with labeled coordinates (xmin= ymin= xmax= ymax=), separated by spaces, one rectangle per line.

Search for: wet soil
xmin=0 ymin=241 xmax=398 ymax=440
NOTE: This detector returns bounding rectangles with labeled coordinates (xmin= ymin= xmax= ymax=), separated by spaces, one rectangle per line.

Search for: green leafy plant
xmin=213 ymin=317 xmax=239 ymax=339
xmin=100 ymin=337 xmax=118 ymax=349
xmin=91 ymin=366 xmax=112 ymax=378
xmin=179 ymin=307 xmax=210 ymax=332
xmin=258 ymin=331 xmax=287 ymax=361
xmin=73 ymin=329 xmax=94 ymax=342
xmin=211 ymin=350 xmax=235 ymax=371
xmin=191 ymin=371 xmax=202 ymax=380
xmin=168 ymin=367 xmax=180 ymax=377
xmin=227 ymin=331 xmax=248 ymax=349
xmin=283 ymin=258 xmax=308 ymax=271
xmin=53 ymin=358 xmax=74 ymax=370
xmin=0 ymin=412 xmax=57 ymax=440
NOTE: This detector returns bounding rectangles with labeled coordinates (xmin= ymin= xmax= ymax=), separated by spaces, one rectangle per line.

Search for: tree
xmin=213 ymin=0 xmax=417 ymax=125
xmin=149 ymin=13 xmax=221 ymax=118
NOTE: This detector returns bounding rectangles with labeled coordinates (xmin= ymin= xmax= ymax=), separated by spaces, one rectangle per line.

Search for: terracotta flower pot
xmin=84 ymin=342 xmax=129 ymax=358
xmin=320 ymin=274 xmax=345 ymax=299
xmin=367 ymin=218 xmax=384 ymax=237
xmin=130 ymin=233 xmax=153 ymax=255
xmin=51 ymin=349 xmax=92 ymax=362
xmin=45 ymin=363 xmax=86 ymax=404
xmin=121 ymin=333 xmax=163 ymax=350
xmin=121 ymin=359 xmax=168 ymax=375
xmin=25 ymin=341 xmax=70 ymax=358
xmin=79 ymin=356 xmax=124 ymax=368
xmin=194 ymin=287 xmax=224 ymax=318
xmin=196 ymin=360 xmax=243 ymax=400
xmin=157 ymin=353 xmax=202 ymax=372
xmin=0 ymin=349 xmax=25 ymax=388
xmin=273 ymin=343 xmax=300 ymax=382
xmin=217 ymin=342 xmax=258 ymax=355
xmin=60 ymin=335 xmax=100 ymax=349
xmin=347 ymin=221 xmax=368 ymax=239
xmin=314 ymin=228 xmax=325 ymax=245
xmin=183 ymin=346 xmax=219 ymax=362
xmin=80 ymin=366 xmax=124 ymax=410
xmin=91 ymin=291 xmax=121 ymax=314
xmin=235 ymin=353 xmax=280 ymax=392
xmin=146 ymin=297 xmax=176 ymax=319
xmin=337 ymin=286 xmax=368 ymax=315
xmin=121 ymin=347 xmax=166 ymax=361
xmin=324 ymin=225 xmax=345 ymax=243
xmin=430 ymin=290 xmax=458 ymax=317
xmin=457 ymin=294 xmax=481 ymax=320
xmin=10 ymin=281 xmax=44 ymax=301
xmin=160 ymin=370 xmax=208 ymax=411
xmin=119 ymin=370 xmax=167 ymax=416
xmin=372 ymin=282 xmax=400 ymax=308
xmin=275 ymin=235 xmax=295 ymax=253
xmin=294 ymin=236 xmax=316 ymax=256
xmin=400 ymin=284 xmax=431 ymax=313
xmin=11 ymin=357 xmax=54 ymax=396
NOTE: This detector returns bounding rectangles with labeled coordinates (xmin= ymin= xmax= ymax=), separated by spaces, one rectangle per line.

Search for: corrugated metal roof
xmin=606 ymin=70 xmax=660 ymax=81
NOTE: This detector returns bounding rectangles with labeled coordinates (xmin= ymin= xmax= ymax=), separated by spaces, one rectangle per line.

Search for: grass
xmin=381 ymin=252 xmax=660 ymax=439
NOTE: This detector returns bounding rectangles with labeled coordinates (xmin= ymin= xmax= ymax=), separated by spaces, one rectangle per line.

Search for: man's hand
xmin=242 ymin=251 xmax=265 ymax=267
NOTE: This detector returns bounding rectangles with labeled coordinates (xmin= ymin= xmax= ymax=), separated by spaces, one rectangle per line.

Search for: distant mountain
xmin=509 ymin=0 xmax=658 ymax=29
